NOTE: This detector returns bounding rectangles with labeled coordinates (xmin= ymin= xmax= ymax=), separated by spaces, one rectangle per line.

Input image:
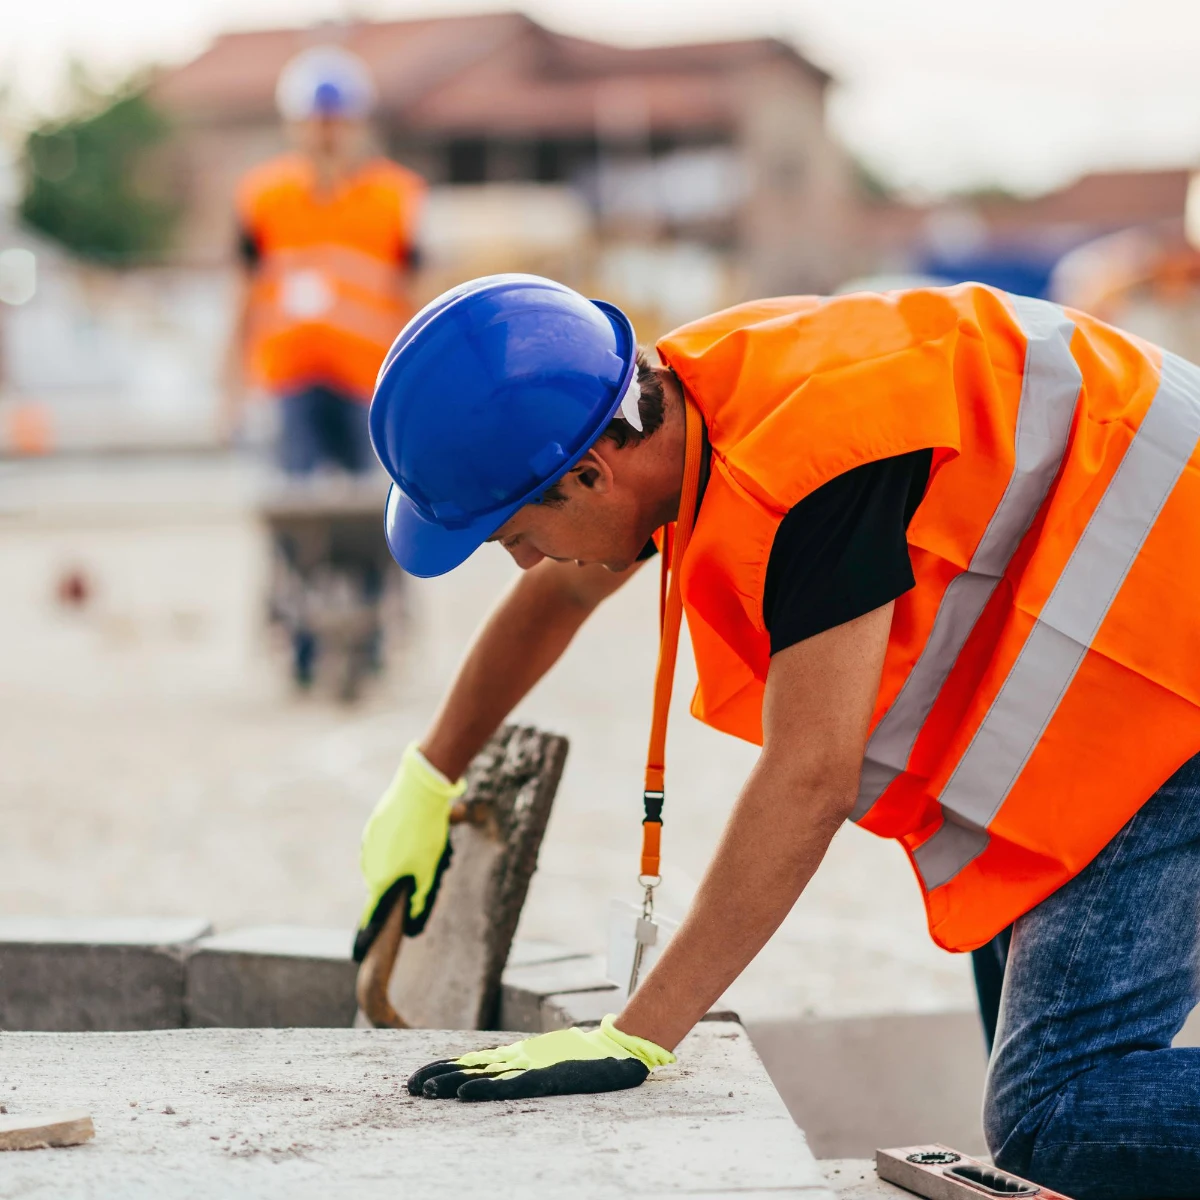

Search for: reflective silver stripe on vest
xmin=853 ymin=295 xmax=1083 ymax=821
xmin=913 ymin=351 xmax=1200 ymax=890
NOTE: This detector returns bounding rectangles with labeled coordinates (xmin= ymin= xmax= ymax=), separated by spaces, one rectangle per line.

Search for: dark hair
xmin=537 ymin=349 xmax=665 ymax=505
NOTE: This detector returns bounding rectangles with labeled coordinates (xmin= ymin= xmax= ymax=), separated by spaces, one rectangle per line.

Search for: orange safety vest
xmin=238 ymin=154 xmax=425 ymax=402
xmin=656 ymin=284 xmax=1200 ymax=952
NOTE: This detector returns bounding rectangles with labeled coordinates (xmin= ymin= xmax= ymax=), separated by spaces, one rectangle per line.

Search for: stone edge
xmin=0 ymin=924 xmax=739 ymax=1034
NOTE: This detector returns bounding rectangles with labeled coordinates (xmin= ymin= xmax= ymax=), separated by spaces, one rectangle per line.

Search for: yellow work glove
xmin=353 ymin=742 xmax=466 ymax=962
xmin=408 ymin=1015 xmax=676 ymax=1101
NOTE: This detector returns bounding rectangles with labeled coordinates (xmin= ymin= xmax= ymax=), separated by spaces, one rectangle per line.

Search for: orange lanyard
xmin=640 ymin=392 xmax=704 ymax=884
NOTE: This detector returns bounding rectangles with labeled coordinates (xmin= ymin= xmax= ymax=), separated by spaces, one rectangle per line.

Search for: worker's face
xmin=292 ymin=115 xmax=365 ymax=160
xmin=487 ymin=445 xmax=652 ymax=573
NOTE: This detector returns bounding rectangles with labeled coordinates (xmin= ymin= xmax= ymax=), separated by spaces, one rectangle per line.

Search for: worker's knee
xmin=981 ymin=1065 xmax=1045 ymax=1176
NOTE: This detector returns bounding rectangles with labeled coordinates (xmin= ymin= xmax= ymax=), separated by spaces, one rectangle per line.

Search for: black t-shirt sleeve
xmin=762 ymin=449 xmax=932 ymax=655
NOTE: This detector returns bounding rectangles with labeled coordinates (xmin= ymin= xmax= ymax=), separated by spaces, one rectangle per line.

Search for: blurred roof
xmin=981 ymin=169 xmax=1192 ymax=233
xmin=153 ymin=12 xmax=830 ymax=136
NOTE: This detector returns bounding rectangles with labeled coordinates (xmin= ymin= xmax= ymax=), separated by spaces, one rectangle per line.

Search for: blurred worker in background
xmin=223 ymin=45 xmax=425 ymax=689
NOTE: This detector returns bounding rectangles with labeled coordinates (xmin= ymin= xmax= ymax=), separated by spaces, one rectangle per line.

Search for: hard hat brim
xmin=384 ymin=483 xmax=521 ymax=579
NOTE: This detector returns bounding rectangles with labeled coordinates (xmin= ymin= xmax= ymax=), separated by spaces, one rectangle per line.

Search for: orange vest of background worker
xmin=655 ymin=287 xmax=1200 ymax=953
xmin=223 ymin=44 xmax=425 ymax=475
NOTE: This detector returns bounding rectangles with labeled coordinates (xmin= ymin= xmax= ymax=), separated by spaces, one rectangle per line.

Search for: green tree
xmin=19 ymin=70 xmax=178 ymax=264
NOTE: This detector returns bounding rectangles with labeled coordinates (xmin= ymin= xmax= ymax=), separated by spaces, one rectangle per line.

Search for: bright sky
xmin=6 ymin=0 xmax=1200 ymax=196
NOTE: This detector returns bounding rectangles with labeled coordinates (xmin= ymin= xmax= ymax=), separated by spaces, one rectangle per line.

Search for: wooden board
xmin=383 ymin=724 xmax=568 ymax=1030
xmin=0 ymin=1110 xmax=94 ymax=1151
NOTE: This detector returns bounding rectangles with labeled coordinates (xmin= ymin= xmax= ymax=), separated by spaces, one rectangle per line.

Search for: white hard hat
xmin=276 ymin=45 xmax=377 ymax=122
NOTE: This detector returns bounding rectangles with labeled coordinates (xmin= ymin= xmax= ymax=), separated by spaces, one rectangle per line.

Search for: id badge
xmin=605 ymin=898 xmax=679 ymax=998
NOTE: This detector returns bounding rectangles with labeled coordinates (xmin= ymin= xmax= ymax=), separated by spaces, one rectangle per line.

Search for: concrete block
xmin=499 ymin=952 xmax=742 ymax=1032
xmin=747 ymin=1010 xmax=989 ymax=1159
xmin=504 ymin=938 xmax=584 ymax=969
xmin=0 ymin=1022 xmax=835 ymax=1199
xmin=755 ymin=1005 xmax=1200 ymax=1163
xmin=497 ymin=952 xmax=614 ymax=1030
xmin=542 ymin=983 xmax=625 ymax=1029
xmin=380 ymin=725 xmax=568 ymax=1030
xmin=0 ymin=917 xmax=211 ymax=1032
xmin=185 ymin=926 xmax=356 ymax=1029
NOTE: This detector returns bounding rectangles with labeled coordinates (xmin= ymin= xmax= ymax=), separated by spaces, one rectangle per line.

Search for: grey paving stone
xmin=503 ymin=938 xmax=585 ymax=969
xmin=381 ymin=725 xmax=567 ymax=1031
xmin=747 ymin=1011 xmax=990 ymax=1159
xmin=541 ymin=983 xmax=626 ymax=1029
xmin=0 ymin=1022 xmax=834 ymax=1199
xmin=0 ymin=917 xmax=211 ymax=1032
xmin=499 ymin=951 xmax=742 ymax=1032
xmin=185 ymin=925 xmax=356 ymax=1029
xmin=497 ymin=952 xmax=615 ymax=1030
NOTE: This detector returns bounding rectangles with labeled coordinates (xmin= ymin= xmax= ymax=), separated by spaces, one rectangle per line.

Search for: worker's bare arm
xmin=616 ymin=601 xmax=894 ymax=1051
xmin=420 ymin=557 xmax=644 ymax=781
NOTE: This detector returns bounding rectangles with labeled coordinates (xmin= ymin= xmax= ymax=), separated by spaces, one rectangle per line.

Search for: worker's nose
xmin=507 ymin=544 xmax=546 ymax=570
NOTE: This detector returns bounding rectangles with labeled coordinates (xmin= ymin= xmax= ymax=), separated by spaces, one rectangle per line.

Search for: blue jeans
xmin=981 ymin=753 xmax=1200 ymax=1199
xmin=278 ymin=385 xmax=374 ymax=476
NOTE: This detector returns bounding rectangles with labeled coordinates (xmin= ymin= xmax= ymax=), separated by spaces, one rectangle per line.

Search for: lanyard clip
xmin=640 ymin=789 xmax=664 ymax=887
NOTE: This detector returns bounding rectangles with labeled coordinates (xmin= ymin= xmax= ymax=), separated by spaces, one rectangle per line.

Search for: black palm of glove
xmin=407 ymin=1016 xmax=675 ymax=1102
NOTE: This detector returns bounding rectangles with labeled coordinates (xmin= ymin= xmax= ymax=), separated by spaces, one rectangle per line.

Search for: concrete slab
xmin=498 ymin=953 xmax=739 ymax=1033
xmin=504 ymin=938 xmax=587 ymax=969
xmin=747 ymin=1011 xmax=990 ymax=1159
xmin=0 ymin=918 xmax=212 ymax=1032
xmin=0 ymin=1021 xmax=834 ymax=1200
xmin=820 ymin=1159 xmax=911 ymax=1199
xmin=185 ymin=926 xmax=355 ymax=1029
xmin=381 ymin=725 xmax=567 ymax=1030
xmin=498 ymin=952 xmax=613 ymax=1030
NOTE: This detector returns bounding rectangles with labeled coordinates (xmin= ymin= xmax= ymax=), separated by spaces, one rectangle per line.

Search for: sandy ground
xmin=0 ymin=454 xmax=975 ymax=1025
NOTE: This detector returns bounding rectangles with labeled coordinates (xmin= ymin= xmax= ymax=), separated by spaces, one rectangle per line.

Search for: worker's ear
xmin=565 ymin=448 xmax=614 ymax=496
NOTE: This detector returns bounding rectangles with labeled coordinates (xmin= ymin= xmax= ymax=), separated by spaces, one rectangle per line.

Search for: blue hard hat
xmin=276 ymin=46 xmax=376 ymax=121
xmin=369 ymin=274 xmax=636 ymax=578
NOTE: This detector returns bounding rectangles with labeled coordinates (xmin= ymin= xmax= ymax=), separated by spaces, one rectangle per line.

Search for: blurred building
xmin=866 ymin=168 xmax=1200 ymax=361
xmin=151 ymin=12 xmax=858 ymax=330
xmin=857 ymin=169 xmax=1197 ymax=303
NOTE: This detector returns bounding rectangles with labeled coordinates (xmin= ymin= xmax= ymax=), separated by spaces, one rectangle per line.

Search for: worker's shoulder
xmin=236 ymin=154 xmax=311 ymax=212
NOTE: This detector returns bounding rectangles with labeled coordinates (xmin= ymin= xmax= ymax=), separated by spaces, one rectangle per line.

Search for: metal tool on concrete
xmin=877 ymin=1146 xmax=1074 ymax=1200
xmin=356 ymin=724 xmax=568 ymax=1031
xmin=0 ymin=1110 xmax=94 ymax=1151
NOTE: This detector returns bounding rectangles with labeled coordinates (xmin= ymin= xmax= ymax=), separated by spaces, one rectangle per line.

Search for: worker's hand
xmin=408 ymin=1015 xmax=675 ymax=1101
xmin=354 ymin=742 xmax=467 ymax=961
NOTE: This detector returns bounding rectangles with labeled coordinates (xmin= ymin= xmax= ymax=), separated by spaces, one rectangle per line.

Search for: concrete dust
xmin=0 ymin=455 xmax=974 ymax=1024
